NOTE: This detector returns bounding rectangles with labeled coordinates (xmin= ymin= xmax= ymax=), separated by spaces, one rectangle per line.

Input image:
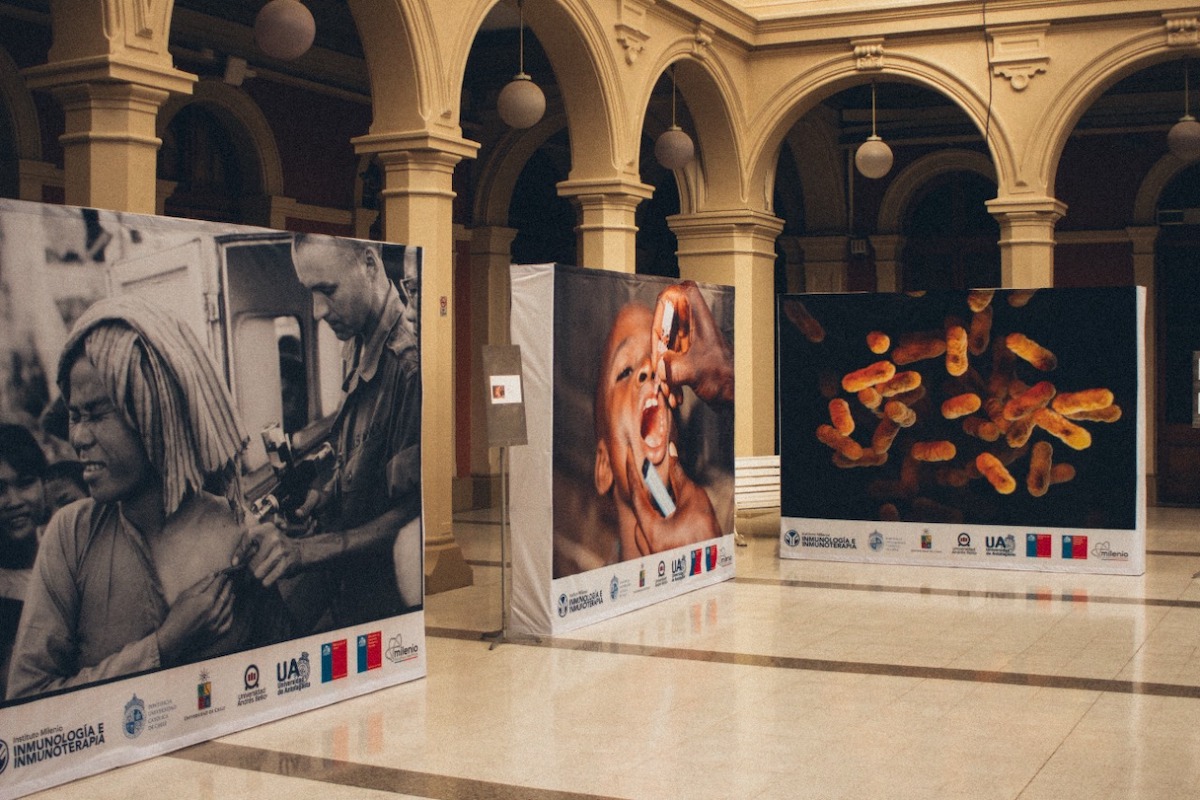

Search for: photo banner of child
xmin=507 ymin=264 xmax=736 ymax=636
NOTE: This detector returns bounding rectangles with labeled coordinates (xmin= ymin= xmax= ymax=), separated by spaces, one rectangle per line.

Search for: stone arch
xmin=1034 ymin=27 xmax=1198 ymax=201
xmin=639 ymin=47 xmax=745 ymax=213
xmin=782 ymin=105 xmax=844 ymax=233
xmin=521 ymin=0 xmax=627 ymax=180
xmin=433 ymin=0 xmax=626 ymax=187
xmin=747 ymin=53 xmax=1014 ymax=218
xmin=473 ymin=109 xmax=570 ymax=226
xmin=348 ymin=0 xmax=431 ymax=133
xmin=1134 ymin=154 xmax=1194 ymax=226
xmin=0 ymin=46 xmax=40 ymax=162
xmin=878 ymin=149 xmax=996 ymax=233
xmin=158 ymin=79 xmax=284 ymax=198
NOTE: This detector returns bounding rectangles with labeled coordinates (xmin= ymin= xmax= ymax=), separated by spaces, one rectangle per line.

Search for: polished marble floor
xmin=29 ymin=505 xmax=1200 ymax=800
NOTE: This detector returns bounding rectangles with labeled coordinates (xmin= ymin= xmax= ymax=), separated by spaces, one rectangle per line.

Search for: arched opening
xmin=635 ymin=70 xmax=685 ymax=280
xmin=1154 ymin=162 xmax=1200 ymax=504
xmin=901 ymin=171 xmax=1000 ymax=290
xmin=771 ymin=80 xmax=991 ymax=293
xmin=0 ymin=101 xmax=16 ymax=199
xmin=508 ymin=130 xmax=575 ymax=265
xmin=159 ymin=104 xmax=248 ymax=223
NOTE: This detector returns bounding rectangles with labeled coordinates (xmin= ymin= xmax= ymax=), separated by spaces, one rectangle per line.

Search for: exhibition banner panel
xmin=510 ymin=264 xmax=736 ymax=636
xmin=0 ymin=199 xmax=426 ymax=799
xmin=778 ymin=287 xmax=1145 ymax=575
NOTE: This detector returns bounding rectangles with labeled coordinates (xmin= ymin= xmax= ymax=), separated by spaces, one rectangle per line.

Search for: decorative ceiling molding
xmin=615 ymin=0 xmax=654 ymax=65
xmin=852 ymin=37 xmax=884 ymax=71
xmin=694 ymin=21 xmax=714 ymax=55
xmin=1164 ymin=14 xmax=1199 ymax=47
xmin=988 ymin=23 xmax=1050 ymax=92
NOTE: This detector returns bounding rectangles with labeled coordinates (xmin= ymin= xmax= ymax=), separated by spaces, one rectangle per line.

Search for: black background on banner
xmin=777 ymin=287 xmax=1139 ymax=530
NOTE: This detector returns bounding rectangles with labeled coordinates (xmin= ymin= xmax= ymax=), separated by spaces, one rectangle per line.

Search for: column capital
xmin=986 ymin=195 xmax=1066 ymax=289
xmin=556 ymin=176 xmax=654 ymax=204
xmin=985 ymin=195 xmax=1068 ymax=222
xmin=24 ymin=56 xmax=195 ymax=97
xmin=796 ymin=233 xmax=849 ymax=263
xmin=668 ymin=208 xmax=785 ymax=238
xmin=352 ymin=130 xmax=479 ymax=163
xmin=869 ymin=233 xmax=905 ymax=260
xmin=1125 ymin=225 xmax=1160 ymax=254
xmin=24 ymin=59 xmax=191 ymax=213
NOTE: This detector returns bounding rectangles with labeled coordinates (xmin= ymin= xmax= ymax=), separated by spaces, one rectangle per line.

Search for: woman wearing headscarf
xmin=6 ymin=295 xmax=290 ymax=700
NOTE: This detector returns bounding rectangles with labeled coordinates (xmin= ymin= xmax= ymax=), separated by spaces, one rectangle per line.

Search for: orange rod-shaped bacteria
xmin=976 ymin=452 xmax=1016 ymax=494
xmin=1006 ymin=332 xmax=1057 ymax=371
xmin=841 ymin=360 xmax=897 ymax=393
xmin=1051 ymin=388 xmax=1113 ymax=416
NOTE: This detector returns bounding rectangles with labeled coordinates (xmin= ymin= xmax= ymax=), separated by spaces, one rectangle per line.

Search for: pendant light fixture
xmin=253 ymin=0 xmax=316 ymax=61
xmin=855 ymin=81 xmax=894 ymax=179
xmin=1168 ymin=63 xmax=1200 ymax=162
xmin=655 ymin=65 xmax=695 ymax=170
xmin=497 ymin=0 xmax=546 ymax=129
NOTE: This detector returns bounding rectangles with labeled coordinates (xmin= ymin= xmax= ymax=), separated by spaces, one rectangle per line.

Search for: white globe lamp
xmin=856 ymin=135 xmax=894 ymax=179
xmin=855 ymin=82 xmax=893 ymax=180
xmin=655 ymin=126 xmax=695 ymax=170
xmin=254 ymin=0 xmax=315 ymax=61
xmin=498 ymin=73 xmax=546 ymax=129
xmin=654 ymin=66 xmax=695 ymax=170
xmin=1168 ymin=65 xmax=1200 ymax=162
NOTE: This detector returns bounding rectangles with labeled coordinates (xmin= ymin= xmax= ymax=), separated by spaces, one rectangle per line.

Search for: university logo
xmin=868 ymin=531 xmax=884 ymax=552
xmin=276 ymin=651 xmax=312 ymax=695
xmin=610 ymin=575 xmax=620 ymax=601
xmin=384 ymin=634 xmax=419 ymax=664
xmin=244 ymin=664 xmax=260 ymax=691
xmin=197 ymin=671 xmax=212 ymax=710
xmin=557 ymin=593 xmax=569 ymax=617
xmin=123 ymin=695 xmax=146 ymax=739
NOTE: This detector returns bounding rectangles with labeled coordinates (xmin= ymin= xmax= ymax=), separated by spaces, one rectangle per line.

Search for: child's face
xmin=596 ymin=304 xmax=673 ymax=499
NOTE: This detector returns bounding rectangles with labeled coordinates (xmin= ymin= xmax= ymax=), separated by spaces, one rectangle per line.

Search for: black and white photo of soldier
xmin=5 ymin=295 xmax=292 ymax=700
xmin=236 ymin=233 xmax=423 ymax=633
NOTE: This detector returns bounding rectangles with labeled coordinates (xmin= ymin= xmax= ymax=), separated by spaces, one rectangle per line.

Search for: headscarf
xmin=57 ymin=295 xmax=248 ymax=518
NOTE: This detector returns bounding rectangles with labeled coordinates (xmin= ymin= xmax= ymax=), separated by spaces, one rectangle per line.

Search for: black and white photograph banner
xmin=509 ymin=264 xmax=736 ymax=636
xmin=777 ymin=286 xmax=1146 ymax=575
xmin=0 ymin=198 xmax=425 ymax=799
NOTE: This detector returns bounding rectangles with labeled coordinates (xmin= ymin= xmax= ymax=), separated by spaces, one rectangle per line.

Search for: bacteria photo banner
xmin=0 ymin=199 xmax=426 ymax=799
xmin=777 ymin=287 xmax=1146 ymax=575
xmin=508 ymin=264 xmax=736 ymax=636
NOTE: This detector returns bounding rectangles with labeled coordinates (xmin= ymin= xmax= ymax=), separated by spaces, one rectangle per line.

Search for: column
xmin=1128 ymin=225 xmax=1159 ymax=504
xmin=668 ymin=209 xmax=785 ymax=457
xmin=23 ymin=63 xmax=195 ymax=214
xmin=353 ymin=130 xmax=480 ymax=594
xmin=870 ymin=234 xmax=905 ymax=292
xmin=557 ymin=177 xmax=654 ymax=272
xmin=798 ymin=235 xmax=849 ymax=293
xmin=777 ymin=235 xmax=805 ymax=293
xmin=986 ymin=196 xmax=1067 ymax=288
xmin=468 ymin=225 xmax=519 ymax=500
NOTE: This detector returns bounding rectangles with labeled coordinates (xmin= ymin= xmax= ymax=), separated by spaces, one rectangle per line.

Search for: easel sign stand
xmin=481 ymin=344 xmax=528 ymax=648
